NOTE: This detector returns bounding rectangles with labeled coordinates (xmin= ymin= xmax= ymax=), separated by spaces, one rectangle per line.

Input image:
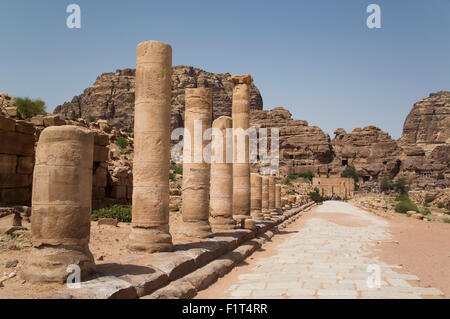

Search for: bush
xmin=394 ymin=195 xmax=419 ymax=214
xmin=114 ymin=137 xmax=129 ymax=153
xmin=394 ymin=178 xmax=408 ymax=194
xmin=170 ymin=164 xmax=183 ymax=175
xmin=282 ymin=177 xmax=294 ymax=187
xmin=341 ymin=166 xmax=359 ymax=183
xmin=437 ymin=202 xmax=445 ymax=209
xmin=169 ymin=172 xmax=175 ymax=181
xmin=420 ymin=208 xmax=431 ymax=216
xmin=309 ymin=188 xmax=325 ymax=203
xmin=380 ymin=177 xmax=392 ymax=193
xmin=91 ymin=205 xmax=131 ymax=222
xmin=443 ymin=218 xmax=450 ymax=224
xmin=14 ymin=97 xmax=46 ymax=119
xmin=424 ymin=193 xmax=437 ymax=204
xmin=87 ymin=115 xmax=95 ymax=123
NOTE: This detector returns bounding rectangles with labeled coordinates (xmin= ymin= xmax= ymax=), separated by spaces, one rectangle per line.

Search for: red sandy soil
xmin=378 ymin=213 xmax=450 ymax=297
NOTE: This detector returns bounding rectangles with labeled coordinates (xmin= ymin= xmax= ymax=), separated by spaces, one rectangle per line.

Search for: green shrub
xmin=424 ymin=193 xmax=437 ymax=204
xmin=394 ymin=178 xmax=408 ymax=194
xmin=395 ymin=193 xmax=410 ymax=202
xmin=170 ymin=164 xmax=183 ymax=175
xmin=443 ymin=218 xmax=450 ymax=224
xmin=114 ymin=137 xmax=129 ymax=153
xmin=380 ymin=177 xmax=392 ymax=193
xmin=169 ymin=172 xmax=175 ymax=181
xmin=421 ymin=208 xmax=431 ymax=216
xmin=437 ymin=202 xmax=445 ymax=209
xmin=282 ymin=177 xmax=293 ymax=187
xmin=14 ymin=97 xmax=46 ymax=119
xmin=341 ymin=166 xmax=359 ymax=183
xmin=394 ymin=195 xmax=419 ymax=214
xmin=91 ymin=205 xmax=131 ymax=222
xmin=309 ymin=188 xmax=325 ymax=203
xmin=87 ymin=115 xmax=95 ymax=123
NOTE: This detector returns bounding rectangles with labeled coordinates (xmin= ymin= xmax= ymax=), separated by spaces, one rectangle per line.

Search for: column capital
xmin=230 ymin=74 xmax=253 ymax=86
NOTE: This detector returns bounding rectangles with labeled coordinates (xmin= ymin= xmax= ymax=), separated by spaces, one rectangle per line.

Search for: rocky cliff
xmin=250 ymin=107 xmax=334 ymax=175
xmin=400 ymin=91 xmax=450 ymax=153
xmin=54 ymin=66 xmax=263 ymax=132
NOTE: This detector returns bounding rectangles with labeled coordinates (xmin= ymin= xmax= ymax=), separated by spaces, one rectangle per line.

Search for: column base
xmin=128 ymin=225 xmax=173 ymax=253
xmin=210 ymin=216 xmax=236 ymax=233
xmin=250 ymin=210 xmax=264 ymax=221
xmin=179 ymin=220 xmax=213 ymax=239
xmin=22 ymin=245 xmax=95 ymax=284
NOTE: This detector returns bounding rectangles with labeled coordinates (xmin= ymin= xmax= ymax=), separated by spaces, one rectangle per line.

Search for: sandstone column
xmin=250 ymin=173 xmax=264 ymax=220
xmin=181 ymin=88 xmax=213 ymax=238
xmin=275 ymin=184 xmax=282 ymax=214
xmin=261 ymin=176 xmax=270 ymax=219
xmin=231 ymin=75 xmax=254 ymax=222
xmin=210 ymin=116 xmax=236 ymax=232
xmin=128 ymin=41 xmax=173 ymax=252
xmin=268 ymin=176 xmax=277 ymax=216
xmin=22 ymin=126 xmax=95 ymax=283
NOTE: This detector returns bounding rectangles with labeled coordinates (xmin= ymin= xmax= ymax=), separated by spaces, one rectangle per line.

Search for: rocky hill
xmin=50 ymin=68 xmax=450 ymax=191
xmin=53 ymin=66 xmax=263 ymax=132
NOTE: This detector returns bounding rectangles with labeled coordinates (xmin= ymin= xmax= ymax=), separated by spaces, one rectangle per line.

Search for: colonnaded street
xmin=197 ymin=201 xmax=445 ymax=299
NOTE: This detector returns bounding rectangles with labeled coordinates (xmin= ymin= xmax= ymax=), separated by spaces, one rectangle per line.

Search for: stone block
xmin=43 ymin=115 xmax=66 ymax=127
xmin=0 ymin=174 xmax=31 ymax=188
xmin=0 ymin=188 xmax=31 ymax=204
xmin=109 ymin=185 xmax=127 ymax=199
xmin=15 ymin=121 xmax=35 ymax=134
xmin=62 ymin=276 xmax=138 ymax=299
xmin=94 ymin=133 xmax=110 ymax=146
xmin=0 ymin=116 xmax=16 ymax=132
xmin=145 ymin=251 xmax=196 ymax=281
xmin=0 ymin=131 xmax=35 ymax=156
xmin=30 ymin=115 xmax=44 ymax=126
xmin=94 ymin=145 xmax=109 ymax=162
xmin=0 ymin=154 xmax=17 ymax=174
xmin=17 ymin=156 xmax=34 ymax=174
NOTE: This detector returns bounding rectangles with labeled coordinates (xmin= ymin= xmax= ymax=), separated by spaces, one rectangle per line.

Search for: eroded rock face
xmin=332 ymin=126 xmax=401 ymax=181
xmin=54 ymin=66 xmax=263 ymax=132
xmin=397 ymin=92 xmax=450 ymax=190
xmin=250 ymin=107 xmax=333 ymax=175
xmin=400 ymin=91 xmax=450 ymax=153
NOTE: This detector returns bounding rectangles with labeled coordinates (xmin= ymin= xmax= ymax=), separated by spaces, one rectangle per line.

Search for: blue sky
xmin=0 ymin=0 xmax=449 ymax=139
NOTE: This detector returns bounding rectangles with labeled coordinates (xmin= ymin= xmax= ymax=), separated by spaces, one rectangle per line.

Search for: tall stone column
xmin=275 ymin=184 xmax=282 ymax=214
xmin=181 ymin=87 xmax=213 ymax=238
xmin=22 ymin=126 xmax=95 ymax=283
xmin=231 ymin=74 xmax=254 ymax=221
xmin=268 ymin=176 xmax=277 ymax=216
xmin=128 ymin=41 xmax=173 ymax=252
xmin=250 ymin=173 xmax=263 ymax=220
xmin=261 ymin=176 xmax=270 ymax=219
xmin=210 ymin=116 xmax=236 ymax=232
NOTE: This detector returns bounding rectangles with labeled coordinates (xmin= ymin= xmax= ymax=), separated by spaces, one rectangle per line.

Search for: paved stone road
xmin=222 ymin=201 xmax=444 ymax=299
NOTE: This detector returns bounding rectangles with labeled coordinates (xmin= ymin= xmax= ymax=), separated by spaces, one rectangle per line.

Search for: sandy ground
xmin=196 ymin=201 xmax=450 ymax=299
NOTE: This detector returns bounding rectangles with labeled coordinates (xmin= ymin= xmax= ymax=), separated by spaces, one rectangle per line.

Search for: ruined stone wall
xmin=312 ymin=176 xmax=355 ymax=199
xmin=0 ymin=113 xmax=132 ymax=209
xmin=0 ymin=115 xmax=35 ymax=205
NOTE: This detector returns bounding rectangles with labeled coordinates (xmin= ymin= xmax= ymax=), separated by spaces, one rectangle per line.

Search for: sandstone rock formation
xmin=400 ymin=91 xmax=450 ymax=153
xmin=250 ymin=107 xmax=333 ymax=175
xmin=54 ymin=66 xmax=263 ymax=132
xmin=332 ymin=126 xmax=401 ymax=182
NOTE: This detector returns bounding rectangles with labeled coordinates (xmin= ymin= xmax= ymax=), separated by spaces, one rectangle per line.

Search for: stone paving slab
xmin=223 ymin=201 xmax=445 ymax=299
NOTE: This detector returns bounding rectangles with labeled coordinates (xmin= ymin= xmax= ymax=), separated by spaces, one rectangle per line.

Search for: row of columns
xmin=22 ymin=41 xmax=285 ymax=283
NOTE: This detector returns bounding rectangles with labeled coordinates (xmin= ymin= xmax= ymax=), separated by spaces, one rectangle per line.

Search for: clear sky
xmin=0 ymin=0 xmax=449 ymax=139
